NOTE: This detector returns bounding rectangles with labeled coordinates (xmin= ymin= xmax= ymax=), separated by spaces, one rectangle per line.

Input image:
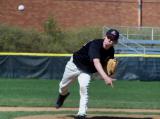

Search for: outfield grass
xmin=0 ymin=79 xmax=159 ymax=109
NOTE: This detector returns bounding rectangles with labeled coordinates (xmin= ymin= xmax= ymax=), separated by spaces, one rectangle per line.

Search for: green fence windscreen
xmin=0 ymin=56 xmax=69 ymax=80
xmin=0 ymin=55 xmax=160 ymax=81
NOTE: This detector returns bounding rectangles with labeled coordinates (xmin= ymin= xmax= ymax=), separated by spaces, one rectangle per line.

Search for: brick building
xmin=0 ymin=0 xmax=160 ymax=31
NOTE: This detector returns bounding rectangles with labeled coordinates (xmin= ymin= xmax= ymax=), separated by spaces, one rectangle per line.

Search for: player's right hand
xmin=104 ymin=77 xmax=114 ymax=88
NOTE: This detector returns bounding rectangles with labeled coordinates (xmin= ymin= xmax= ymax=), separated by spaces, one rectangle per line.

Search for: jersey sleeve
xmin=88 ymin=41 xmax=101 ymax=61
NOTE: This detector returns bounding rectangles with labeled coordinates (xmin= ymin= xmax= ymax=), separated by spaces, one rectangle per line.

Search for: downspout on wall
xmin=138 ymin=0 xmax=142 ymax=27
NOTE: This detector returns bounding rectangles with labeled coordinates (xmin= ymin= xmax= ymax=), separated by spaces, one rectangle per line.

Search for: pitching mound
xmin=14 ymin=114 xmax=159 ymax=119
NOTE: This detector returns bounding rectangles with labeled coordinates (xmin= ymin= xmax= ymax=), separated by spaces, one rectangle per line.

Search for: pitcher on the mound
xmin=55 ymin=29 xmax=119 ymax=119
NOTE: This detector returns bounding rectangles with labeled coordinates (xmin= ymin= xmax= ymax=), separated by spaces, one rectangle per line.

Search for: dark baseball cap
xmin=106 ymin=29 xmax=119 ymax=43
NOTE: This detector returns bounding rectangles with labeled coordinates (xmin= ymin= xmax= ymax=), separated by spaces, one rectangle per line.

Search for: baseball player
xmin=55 ymin=29 xmax=119 ymax=119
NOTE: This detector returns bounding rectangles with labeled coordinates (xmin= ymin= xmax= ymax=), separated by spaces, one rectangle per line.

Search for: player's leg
xmin=77 ymin=72 xmax=91 ymax=117
xmin=55 ymin=57 xmax=80 ymax=108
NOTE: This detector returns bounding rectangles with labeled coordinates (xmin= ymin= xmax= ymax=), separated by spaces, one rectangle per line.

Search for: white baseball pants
xmin=59 ymin=57 xmax=91 ymax=116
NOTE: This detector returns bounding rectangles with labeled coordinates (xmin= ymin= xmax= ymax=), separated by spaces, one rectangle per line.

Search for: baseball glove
xmin=104 ymin=58 xmax=118 ymax=76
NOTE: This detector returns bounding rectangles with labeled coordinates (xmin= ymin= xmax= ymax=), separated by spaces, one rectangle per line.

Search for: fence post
xmin=152 ymin=28 xmax=154 ymax=40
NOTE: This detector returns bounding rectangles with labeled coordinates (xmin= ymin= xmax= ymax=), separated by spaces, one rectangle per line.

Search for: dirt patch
xmin=0 ymin=107 xmax=160 ymax=113
xmin=15 ymin=115 xmax=72 ymax=119
xmin=14 ymin=114 xmax=160 ymax=119
xmin=0 ymin=107 xmax=159 ymax=119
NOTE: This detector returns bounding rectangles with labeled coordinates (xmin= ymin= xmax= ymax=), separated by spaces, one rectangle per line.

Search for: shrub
xmin=62 ymin=26 xmax=102 ymax=53
xmin=43 ymin=17 xmax=63 ymax=42
xmin=0 ymin=22 xmax=102 ymax=53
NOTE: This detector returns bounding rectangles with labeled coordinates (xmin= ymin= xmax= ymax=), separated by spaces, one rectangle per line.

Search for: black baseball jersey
xmin=73 ymin=39 xmax=114 ymax=73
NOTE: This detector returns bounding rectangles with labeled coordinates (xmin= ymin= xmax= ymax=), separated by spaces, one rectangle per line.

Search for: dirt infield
xmin=14 ymin=114 xmax=160 ymax=119
xmin=0 ymin=107 xmax=159 ymax=119
xmin=0 ymin=107 xmax=160 ymax=113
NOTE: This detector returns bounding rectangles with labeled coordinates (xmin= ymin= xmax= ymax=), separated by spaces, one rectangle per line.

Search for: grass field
xmin=0 ymin=78 xmax=160 ymax=119
xmin=0 ymin=78 xmax=159 ymax=109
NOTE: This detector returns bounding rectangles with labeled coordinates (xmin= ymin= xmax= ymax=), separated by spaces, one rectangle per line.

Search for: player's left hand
xmin=104 ymin=58 xmax=118 ymax=76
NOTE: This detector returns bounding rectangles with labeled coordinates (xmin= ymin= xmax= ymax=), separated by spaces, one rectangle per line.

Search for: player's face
xmin=103 ymin=37 xmax=116 ymax=49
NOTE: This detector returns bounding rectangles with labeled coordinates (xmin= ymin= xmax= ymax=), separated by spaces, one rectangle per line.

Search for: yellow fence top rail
xmin=0 ymin=52 xmax=160 ymax=57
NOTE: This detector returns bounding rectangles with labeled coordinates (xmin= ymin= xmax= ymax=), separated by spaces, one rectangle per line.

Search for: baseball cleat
xmin=55 ymin=92 xmax=70 ymax=109
xmin=75 ymin=115 xmax=86 ymax=119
